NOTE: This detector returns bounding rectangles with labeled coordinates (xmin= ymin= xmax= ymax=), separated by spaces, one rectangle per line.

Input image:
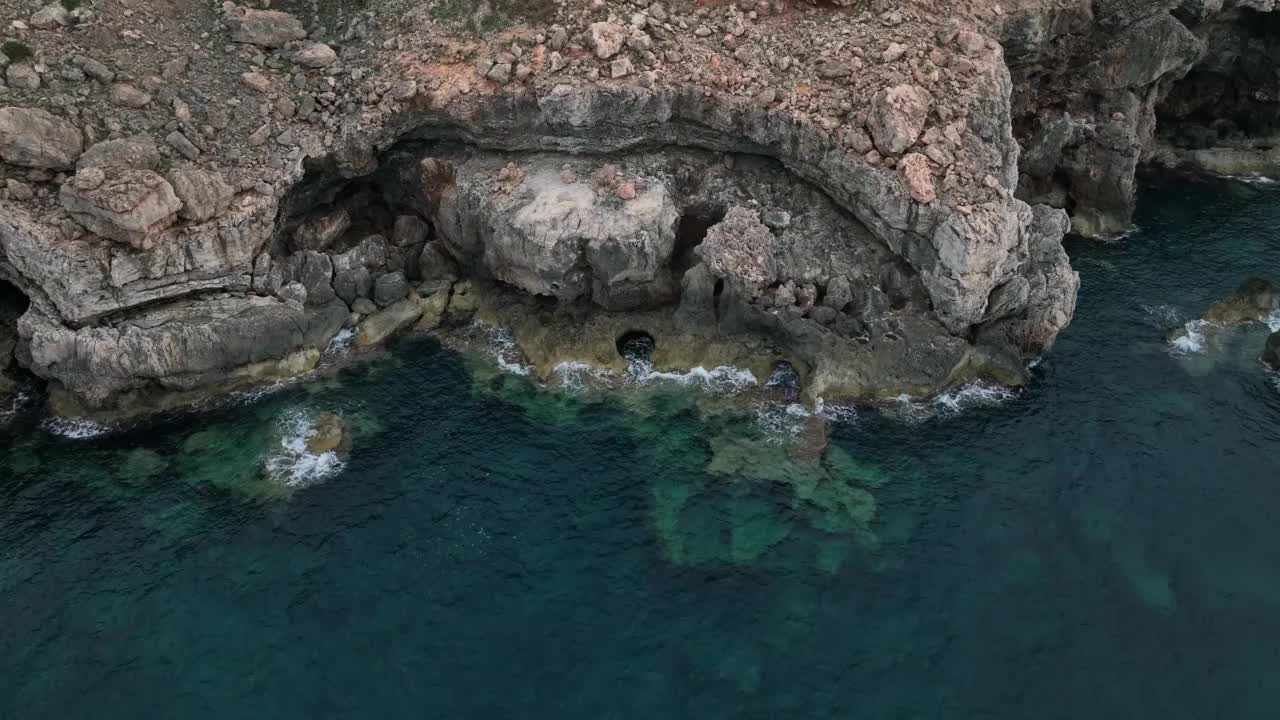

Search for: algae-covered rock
xmin=305 ymin=413 xmax=347 ymax=454
xmin=1204 ymin=277 xmax=1279 ymax=323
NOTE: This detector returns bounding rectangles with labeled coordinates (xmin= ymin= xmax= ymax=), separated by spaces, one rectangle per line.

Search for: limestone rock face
xmin=168 ymin=166 xmax=235 ymax=221
xmin=226 ymin=8 xmax=307 ymax=48
xmin=60 ymin=168 xmax=183 ymax=249
xmin=435 ymin=155 xmax=679 ymax=310
xmin=699 ymin=207 xmax=777 ymax=294
xmin=0 ymin=107 xmax=83 ymax=170
xmin=21 ymin=295 xmax=347 ymax=411
xmin=868 ymin=85 xmax=931 ymax=156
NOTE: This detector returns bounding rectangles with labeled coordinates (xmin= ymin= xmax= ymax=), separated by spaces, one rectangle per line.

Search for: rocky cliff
xmin=0 ymin=0 xmax=1252 ymax=417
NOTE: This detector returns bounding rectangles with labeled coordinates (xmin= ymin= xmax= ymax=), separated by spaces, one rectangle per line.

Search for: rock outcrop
xmin=1003 ymin=0 xmax=1280 ymax=236
xmin=19 ymin=0 xmax=1242 ymax=417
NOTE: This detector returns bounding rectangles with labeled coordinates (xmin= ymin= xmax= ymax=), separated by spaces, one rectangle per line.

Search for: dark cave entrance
xmin=671 ymin=207 xmax=725 ymax=278
xmin=616 ymin=330 xmax=656 ymax=364
xmin=1155 ymin=9 xmax=1280 ymax=147
xmin=0 ymin=277 xmax=30 ymax=374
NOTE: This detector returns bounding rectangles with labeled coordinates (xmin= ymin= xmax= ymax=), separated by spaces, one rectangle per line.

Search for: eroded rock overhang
xmin=0 ymin=66 xmax=1080 ymax=414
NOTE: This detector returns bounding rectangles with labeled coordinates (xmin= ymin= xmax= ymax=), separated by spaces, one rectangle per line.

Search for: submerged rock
xmin=306 ymin=413 xmax=348 ymax=454
xmin=1204 ymin=278 xmax=1279 ymax=323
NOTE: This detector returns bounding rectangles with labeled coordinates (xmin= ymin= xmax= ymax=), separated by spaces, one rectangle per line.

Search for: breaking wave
xmin=1226 ymin=174 xmax=1277 ymax=186
xmin=881 ymin=381 xmax=1019 ymax=424
xmin=40 ymin=416 xmax=112 ymax=439
xmin=322 ymin=327 xmax=356 ymax=359
xmin=1169 ymin=319 xmax=1212 ymax=354
xmin=634 ymin=364 xmax=758 ymax=390
xmin=262 ymin=409 xmax=345 ymax=488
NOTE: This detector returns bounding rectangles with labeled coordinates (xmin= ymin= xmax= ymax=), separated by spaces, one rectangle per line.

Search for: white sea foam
xmin=322 ymin=327 xmax=356 ymax=358
xmin=1142 ymin=303 xmax=1188 ymax=328
xmin=635 ymin=364 xmax=758 ymax=390
xmin=1266 ymin=309 xmax=1280 ymax=333
xmin=262 ymin=409 xmax=345 ymax=488
xmin=932 ymin=382 xmax=1018 ymax=413
xmin=751 ymin=396 xmax=857 ymax=438
xmin=0 ymin=387 xmax=32 ymax=424
xmin=40 ymin=416 xmax=112 ymax=439
xmin=551 ymin=360 xmax=608 ymax=392
xmin=882 ymin=381 xmax=1018 ymax=424
xmin=1169 ymin=319 xmax=1213 ymax=354
xmin=1226 ymin=174 xmax=1278 ymax=186
xmin=467 ymin=322 xmax=533 ymax=376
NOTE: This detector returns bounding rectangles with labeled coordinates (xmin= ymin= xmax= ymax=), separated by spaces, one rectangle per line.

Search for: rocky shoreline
xmin=0 ymin=0 xmax=1272 ymax=419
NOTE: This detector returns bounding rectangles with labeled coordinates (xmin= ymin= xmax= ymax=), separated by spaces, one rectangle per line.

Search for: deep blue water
xmin=3 ymin=176 xmax=1280 ymax=719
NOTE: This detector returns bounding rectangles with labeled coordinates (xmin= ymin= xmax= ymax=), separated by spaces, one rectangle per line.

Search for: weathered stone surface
xmin=588 ymin=22 xmax=627 ymax=59
xmin=698 ymin=207 xmax=776 ymax=294
xmin=0 ymin=107 xmax=83 ymax=169
xmin=868 ymin=84 xmax=931 ymax=156
xmin=356 ymin=297 xmax=423 ymax=348
xmin=435 ymin=155 xmax=679 ymax=310
xmin=77 ymin=135 xmax=162 ymax=172
xmin=392 ymin=215 xmax=430 ymax=247
xmin=332 ymin=235 xmax=387 ymax=305
xmin=60 ymin=168 xmax=182 ymax=249
xmin=291 ymin=207 xmax=351 ymax=252
xmin=899 ymin=153 xmax=936 ymax=203
xmin=6 ymin=65 xmax=40 ymax=90
xmin=283 ymin=251 xmax=336 ymax=306
xmin=293 ymin=43 xmax=337 ymax=68
xmin=373 ymin=271 xmax=409 ymax=307
xmin=226 ymin=8 xmax=307 ymax=48
xmin=2 ymin=194 xmax=276 ymax=326
xmin=110 ymin=84 xmax=152 ymax=109
xmin=22 ymin=294 xmax=346 ymax=411
xmin=30 ymin=4 xmax=70 ymax=29
xmin=168 ymin=166 xmax=235 ymax=221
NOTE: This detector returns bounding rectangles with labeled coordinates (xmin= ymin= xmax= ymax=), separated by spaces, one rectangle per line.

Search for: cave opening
xmin=671 ymin=207 xmax=725 ymax=279
xmin=616 ymin=330 xmax=656 ymax=364
xmin=1156 ymin=9 xmax=1280 ymax=147
xmin=0 ymin=277 xmax=30 ymax=377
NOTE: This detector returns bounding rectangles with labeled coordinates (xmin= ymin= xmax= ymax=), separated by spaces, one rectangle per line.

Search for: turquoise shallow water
xmin=4 ymin=176 xmax=1280 ymax=718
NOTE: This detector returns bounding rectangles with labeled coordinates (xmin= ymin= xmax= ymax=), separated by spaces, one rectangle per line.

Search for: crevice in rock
xmin=672 ymin=207 xmax=723 ymax=279
xmin=0 ymin=277 xmax=30 ymax=392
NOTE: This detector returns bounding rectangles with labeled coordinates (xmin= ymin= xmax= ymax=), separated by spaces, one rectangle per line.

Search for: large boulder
xmin=291 ymin=206 xmax=350 ymax=252
xmin=435 ymin=157 xmax=679 ymax=310
xmin=168 ymin=166 xmax=235 ymax=221
xmin=282 ymin=251 xmax=336 ymax=306
xmin=867 ymin=84 xmax=931 ymax=156
xmin=698 ymin=207 xmax=777 ymax=295
xmin=332 ymin=235 xmax=387 ymax=305
xmin=226 ymin=8 xmax=307 ymax=48
xmin=0 ymin=107 xmax=83 ymax=169
xmin=77 ymin=135 xmax=162 ymax=172
xmin=1204 ymin=278 xmax=1279 ymax=323
xmin=356 ymin=297 xmax=423 ymax=348
xmin=60 ymin=167 xmax=182 ymax=249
